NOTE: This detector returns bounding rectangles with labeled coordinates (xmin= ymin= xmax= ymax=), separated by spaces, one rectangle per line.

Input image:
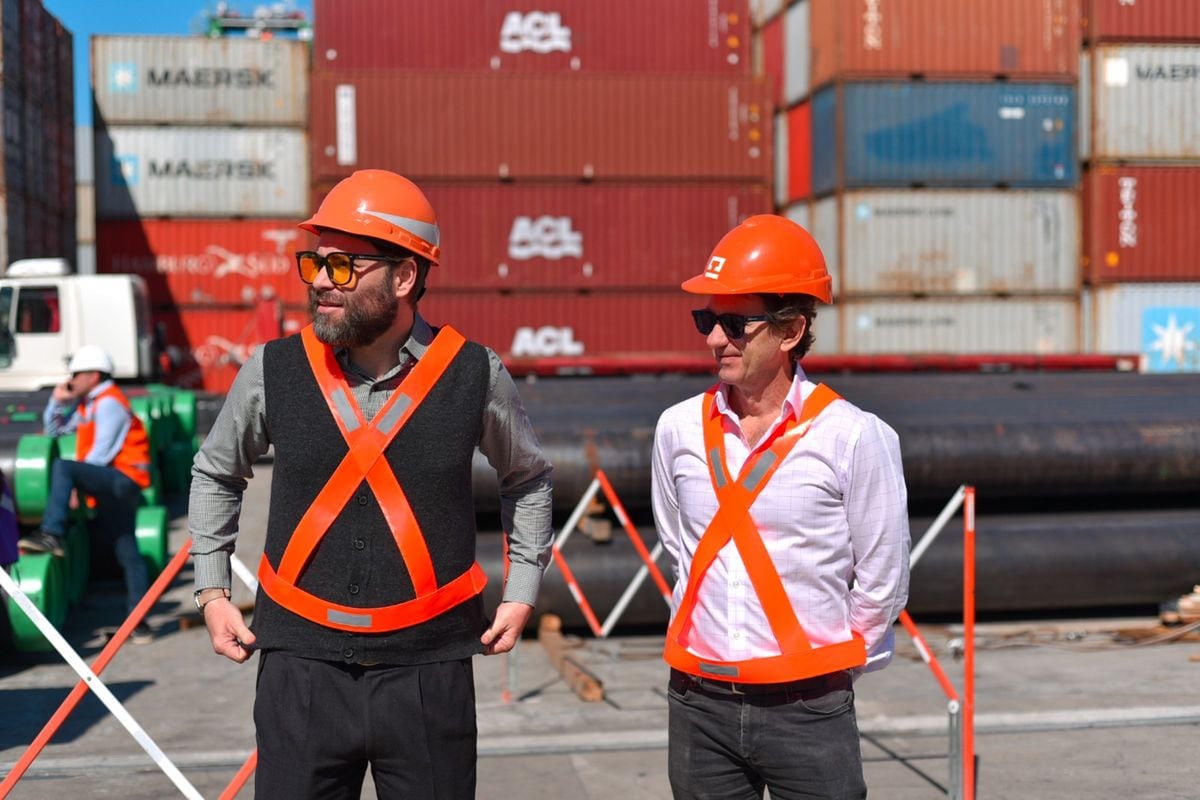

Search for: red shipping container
xmin=785 ymin=103 xmax=811 ymax=202
xmin=97 ymin=220 xmax=311 ymax=307
xmin=759 ymin=14 xmax=785 ymax=107
xmin=314 ymin=0 xmax=749 ymax=74
xmin=1085 ymin=0 xmax=1200 ymax=42
xmin=311 ymin=183 xmax=770 ymax=290
xmin=1085 ymin=166 xmax=1200 ymax=284
xmin=809 ymin=0 xmax=1079 ymax=88
xmin=421 ymin=290 xmax=706 ymax=360
xmin=311 ymin=71 xmax=772 ymax=182
xmin=154 ymin=305 xmax=308 ymax=394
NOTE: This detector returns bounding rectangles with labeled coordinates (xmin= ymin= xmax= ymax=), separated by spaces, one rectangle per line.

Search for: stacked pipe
xmin=1079 ymin=0 xmax=1200 ymax=372
xmin=90 ymin=35 xmax=313 ymax=392
xmin=309 ymin=0 xmax=774 ymax=362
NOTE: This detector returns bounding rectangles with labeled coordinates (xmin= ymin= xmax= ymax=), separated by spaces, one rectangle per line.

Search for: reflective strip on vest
xmin=663 ymin=383 xmax=868 ymax=683
xmin=257 ymin=324 xmax=489 ymax=633
xmin=76 ymin=385 xmax=152 ymax=489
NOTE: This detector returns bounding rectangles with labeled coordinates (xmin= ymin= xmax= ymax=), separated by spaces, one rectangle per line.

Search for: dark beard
xmin=308 ymin=280 xmax=399 ymax=348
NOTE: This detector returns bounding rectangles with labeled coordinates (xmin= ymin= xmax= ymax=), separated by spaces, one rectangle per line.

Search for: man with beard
xmin=189 ymin=170 xmax=553 ymax=799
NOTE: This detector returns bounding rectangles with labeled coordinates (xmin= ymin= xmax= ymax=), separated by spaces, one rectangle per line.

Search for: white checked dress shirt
xmin=651 ymin=367 xmax=910 ymax=673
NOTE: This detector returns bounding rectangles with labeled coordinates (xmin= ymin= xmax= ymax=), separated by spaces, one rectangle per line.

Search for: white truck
xmin=0 ymin=259 xmax=155 ymax=391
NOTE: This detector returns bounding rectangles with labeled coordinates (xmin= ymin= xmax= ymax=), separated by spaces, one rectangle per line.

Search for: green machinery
xmin=5 ymin=386 xmax=198 ymax=652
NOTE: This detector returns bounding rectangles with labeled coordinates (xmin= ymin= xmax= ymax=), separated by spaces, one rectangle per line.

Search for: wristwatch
xmin=194 ymin=587 xmax=231 ymax=611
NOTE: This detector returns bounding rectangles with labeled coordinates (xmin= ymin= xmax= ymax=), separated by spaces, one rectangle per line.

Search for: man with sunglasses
xmin=652 ymin=215 xmax=909 ymax=799
xmin=188 ymin=169 xmax=553 ymax=799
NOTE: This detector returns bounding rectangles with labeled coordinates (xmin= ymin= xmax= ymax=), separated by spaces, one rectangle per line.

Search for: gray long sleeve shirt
xmin=189 ymin=315 xmax=554 ymax=605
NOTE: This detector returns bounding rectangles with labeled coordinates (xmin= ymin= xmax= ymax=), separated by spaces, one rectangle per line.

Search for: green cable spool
xmin=65 ymin=519 xmax=91 ymax=608
xmin=163 ymin=440 xmax=194 ymax=495
xmin=7 ymin=553 xmax=67 ymax=653
xmin=13 ymin=435 xmax=55 ymax=526
xmin=141 ymin=485 xmax=160 ymax=508
xmin=171 ymin=390 xmax=197 ymax=444
xmin=56 ymin=433 xmax=78 ymax=461
xmin=135 ymin=504 xmax=169 ymax=576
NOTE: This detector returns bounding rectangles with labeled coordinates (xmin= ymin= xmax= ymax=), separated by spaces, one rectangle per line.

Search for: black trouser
xmin=667 ymin=669 xmax=867 ymax=800
xmin=253 ymin=651 xmax=477 ymax=800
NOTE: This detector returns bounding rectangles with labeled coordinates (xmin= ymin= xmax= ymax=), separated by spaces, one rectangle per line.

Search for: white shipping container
xmin=76 ymin=184 xmax=94 ymax=242
xmin=783 ymin=201 xmax=810 ymax=230
xmin=1084 ymin=283 xmax=1200 ymax=373
xmin=783 ymin=1 xmax=809 ymax=105
xmin=750 ymin=0 xmax=785 ymax=29
xmin=841 ymin=296 xmax=1079 ymax=353
xmin=774 ymin=111 xmax=788 ymax=209
xmin=76 ymin=125 xmax=94 ymax=184
xmin=95 ymin=127 xmax=309 ymax=219
xmin=811 ymin=190 xmax=1080 ymax=295
xmin=810 ymin=303 xmax=840 ymax=355
xmin=1088 ymin=44 xmax=1200 ymax=160
xmin=77 ymin=243 xmax=96 ymax=275
xmin=92 ymin=36 xmax=308 ymax=126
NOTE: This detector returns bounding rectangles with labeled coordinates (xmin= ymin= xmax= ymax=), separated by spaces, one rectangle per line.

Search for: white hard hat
xmin=68 ymin=345 xmax=115 ymax=374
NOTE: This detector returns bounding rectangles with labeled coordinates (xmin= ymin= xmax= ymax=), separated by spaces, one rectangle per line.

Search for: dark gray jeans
xmin=667 ymin=669 xmax=867 ymax=800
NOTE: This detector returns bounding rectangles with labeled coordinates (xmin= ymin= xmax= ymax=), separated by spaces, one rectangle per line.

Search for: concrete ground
xmin=2 ymin=462 xmax=1198 ymax=799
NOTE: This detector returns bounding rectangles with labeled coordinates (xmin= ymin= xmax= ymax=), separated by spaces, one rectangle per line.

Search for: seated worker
xmin=18 ymin=345 xmax=153 ymax=642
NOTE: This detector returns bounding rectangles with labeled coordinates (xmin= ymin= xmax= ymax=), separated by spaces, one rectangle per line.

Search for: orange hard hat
xmin=301 ymin=170 xmax=441 ymax=264
xmin=681 ymin=214 xmax=832 ymax=303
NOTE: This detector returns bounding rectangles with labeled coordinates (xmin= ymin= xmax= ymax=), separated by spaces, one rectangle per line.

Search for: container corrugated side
xmin=785 ymin=102 xmax=811 ymax=202
xmin=812 ymin=189 xmax=1081 ymax=295
xmin=1085 ymin=0 xmax=1200 ymax=43
xmin=94 ymin=127 xmax=310 ymax=219
xmin=774 ymin=112 xmax=788 ymax=208
xmin=91 ymin=36 xmax=309 ymax=126
xmin=759 ymin=14 xmax=784 ymax=108
xmin=811 ymin=82 xmax=1077 ymax=195
xmin=314 ymin=0 xmax=749 ymax=74
xmin=310 ymin=71 xmax=771 ymax=182
xmin=783 ymin=1 xmax=809 ymax=105
xmin=1084 ymin=283 xmax=1200 ymax=372
xmin=809 ymin=0 xmax=1080 ymax=89
xmin=1088 ymin=45 xmax=1200 ymax=160
xmin=1085 ymin=166 xmax=1200 ymax=284
xmin=751 ymin=0 xmax=785 ymax=29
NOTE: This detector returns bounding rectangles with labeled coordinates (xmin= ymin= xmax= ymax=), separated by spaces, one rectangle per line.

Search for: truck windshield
xmin=15 ymin=286 xmax=61 ymax=333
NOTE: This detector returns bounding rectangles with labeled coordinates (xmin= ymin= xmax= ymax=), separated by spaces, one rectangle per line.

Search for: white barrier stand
xmin=600 ymin=542 xmax=669 ymax=638
xmin=910 ymin=485 xmax=966 ymax=569
xmin=0 ymin=567 xmax=205 ymax=800
xmin=230 ymin=553 xmax=260 ymax=593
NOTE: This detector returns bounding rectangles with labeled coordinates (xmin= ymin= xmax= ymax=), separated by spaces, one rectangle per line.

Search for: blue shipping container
xmin=811 ymin=82 xmax=1076 ymax=196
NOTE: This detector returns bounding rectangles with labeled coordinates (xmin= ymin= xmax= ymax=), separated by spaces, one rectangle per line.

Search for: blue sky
xmin=43 ymin=0 xmax=312 ymax=126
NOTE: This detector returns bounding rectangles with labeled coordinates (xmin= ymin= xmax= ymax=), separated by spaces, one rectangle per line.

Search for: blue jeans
xmin=42 ymin=459 xmax=149 ymax=616
xmin=667 ymin=669 xmax=867 ymax=800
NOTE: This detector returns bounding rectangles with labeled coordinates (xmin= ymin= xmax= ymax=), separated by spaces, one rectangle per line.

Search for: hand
xmin=480 ymin=601 xmax=533 ymax=655
xmin=203 ymin=599 xmax=257 ymax=663
xmin=52 ymin=381 xmax=73 ymax=403
xmin=68 ymin=489 xmax=79 ymax=510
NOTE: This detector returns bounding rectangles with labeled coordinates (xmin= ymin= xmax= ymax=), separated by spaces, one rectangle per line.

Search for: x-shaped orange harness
xmin=257 ymin=325 xmax=487 ymax=632
xmin=664 ymin=383 xmax=867 ymax=683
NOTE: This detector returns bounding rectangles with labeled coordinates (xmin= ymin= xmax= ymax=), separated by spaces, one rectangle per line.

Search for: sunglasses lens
xmin=297 ymin=253 xmax=321 ymax=284
xmin=692 ymin=309 xmax=717 ymax=336
xmin=721 ymin=315 xmax=746 ymax=339
xmin=326 ymin=253 xmax=353 ymax=285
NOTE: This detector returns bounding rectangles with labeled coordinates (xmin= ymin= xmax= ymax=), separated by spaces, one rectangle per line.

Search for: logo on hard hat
xmin=705 ymin=256 xmax=726 ymax=279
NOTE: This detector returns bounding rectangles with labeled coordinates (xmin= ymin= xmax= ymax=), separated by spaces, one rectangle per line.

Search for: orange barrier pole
xmin=0 ymin=539 xmax=193 ymax=797
xmin=218 ymin=749 xmax=258 ymax=800
xmin=551 ymin=546 xmax=604 ymax=637
xmin=963 ymin=487 xmax=976 ymax=800
xmin=897 ymin=610 xmax=959 ymax=703
xmin=594 ymin=470 xmax=672 ymax=600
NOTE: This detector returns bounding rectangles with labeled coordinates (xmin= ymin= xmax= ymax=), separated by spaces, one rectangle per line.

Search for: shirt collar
xmin=334 ymin=313 xmax=434 ymax=384
xmin=87 ymin=379 xmax=115 ymax=401
xmin=712 ymin=364 xmax=809 ymax=428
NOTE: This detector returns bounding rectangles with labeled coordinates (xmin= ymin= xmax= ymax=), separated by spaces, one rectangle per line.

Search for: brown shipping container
xmin=1085 ymin=0 xmax=1200 ymax=43
xmin=809 ymin=0 xmax=1080 ymax=89
xmin=97 ymin=220 xmax=310 ymax=306
xmin=314 ymin=0 xmax=749 ymax=74
xmin=311 ymin=72 xmax=771 ymax=182
xmin=1085 ymin=166 xmax=1200 ymax=284
xmin=312 ymin=183 xmax=770 ymax=289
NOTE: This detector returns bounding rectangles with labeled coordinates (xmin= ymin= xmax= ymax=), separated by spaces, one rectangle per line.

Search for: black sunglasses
xmin=691 ymin=309 xmax=771 ymax=340
xmin=295 ymin=250 xmax=410 ymax=287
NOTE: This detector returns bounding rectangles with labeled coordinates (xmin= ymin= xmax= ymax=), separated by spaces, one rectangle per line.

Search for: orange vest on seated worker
xmin=663 ymin=383 xmax=868 ymax=684
xmin=76 ymin=385 xmax=152 ymax=489
xmin=256 ymin=324 xmax=488 ymax=635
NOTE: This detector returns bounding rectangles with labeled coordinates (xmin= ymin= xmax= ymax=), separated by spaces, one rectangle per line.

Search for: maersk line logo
xmin=1143 ymin=308 xmax=1199 ymax=373
xmin=110 ymin=63 xmax=138 ymax=93
xmin=111 ymin=155 xmax=139 ymax=186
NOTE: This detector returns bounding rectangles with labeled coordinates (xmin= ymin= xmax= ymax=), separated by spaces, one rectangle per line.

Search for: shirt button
xmin=732 ymin=631 xmax=742 ymax=640
xmin=342 ymin=647 xmax=355 ymax=660
xmin=348 ymin=583 xmax=360 ymax=595
xmin=353 ymin=538 xmax=365 ymax=551
xmin=357 ymin=495 xmax=368 ymax=506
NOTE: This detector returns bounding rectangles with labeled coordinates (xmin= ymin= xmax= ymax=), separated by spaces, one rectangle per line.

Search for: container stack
xmin=76 ymin=127 xmax=95 ymax=273
xmin=1080 ymin=0 xmax=1200 ymax=372
xmin=756 ymin=0 xmax=1082 ymax=354
xmin=91 ymin=35 xmax=311 ymax=391
xmin=1 ymin=0 xmax=75 ymax=268
xmin=310 ymin=0 xmax=773 ymax=364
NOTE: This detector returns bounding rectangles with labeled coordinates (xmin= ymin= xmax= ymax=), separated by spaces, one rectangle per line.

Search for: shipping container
xmin=1084 ymin=45 xmax=1200 ymax=161
xmin=785 ymin=102 xmax=812 ymax=202
xmin=811 ymin=189 xmax=1081 ymax=295
xmin=3 ymin=86 xmax=24 ymax=192
xmin=811 ymin=82 xmax=1077 ymax=195
xmin=750 ymin=0 xmax=785 ymax=29
xmin=808 ymin=0 xmax=1080 ymax=89
xmin=1085 ymin=166 xmax=1200 ymax=284
xmin=91 ymin=36 xmax=309 ymax=127
xmin=774 ymin=112 xmax=788 ymax=207
xmin=1085 ymin=0 xmax=1200 ymax=43
xmin=77 ymin=242 xmax=96 ymax=275
xmin=759 ymin=13 xmax=784 ymax=107
xmin=313 ymin=182 xmax=770 ymax=290
xmin=840 ymin=296 xmax=1080 ymax=353
xmin=783 ymin=1 xmax=809 ymax=105
xmin=97 ymin=220 xmax=309 ymax=307
xmin=1084 ymin=283 xmax=1200 ymax=372
xmin=2 ymin=0 xmax=22 ymax=90
xmin=314 ymin=0 xmax=748 ymax=74
xmin=94 ymin=127 xmax=310 ymax=219
xmin=310 ymin=71 xmax=771 ymax=182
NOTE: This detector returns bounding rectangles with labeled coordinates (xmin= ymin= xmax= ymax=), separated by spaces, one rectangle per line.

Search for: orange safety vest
xmin=257 ymin=324 xmax=489 ymax=633
xmin=663 ymin=383 xmax=867 ymax=684
xmin=76 ymin=385 xmax=152 ymax=489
